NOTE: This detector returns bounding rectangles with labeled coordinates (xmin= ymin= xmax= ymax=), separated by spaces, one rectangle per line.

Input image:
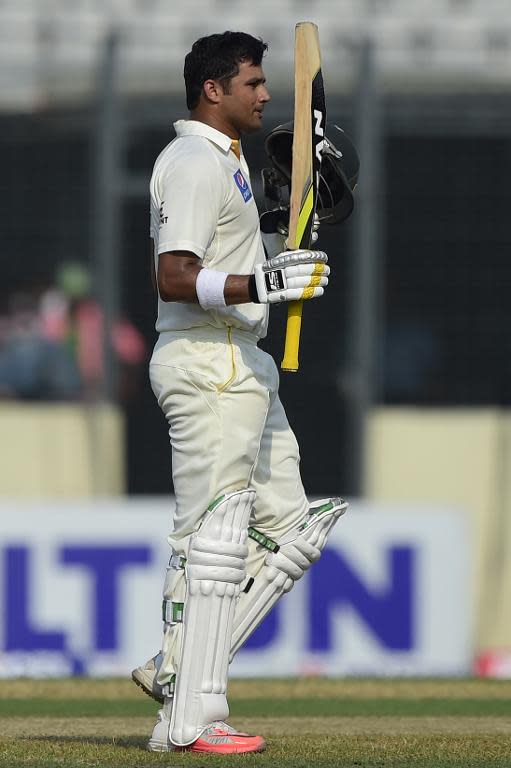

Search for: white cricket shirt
xmin=149 ymin=119 xmax=269 ymax=338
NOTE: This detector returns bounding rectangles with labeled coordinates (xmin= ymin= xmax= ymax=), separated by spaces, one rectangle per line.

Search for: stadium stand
xmin=1 ymin=0 xmax=511 ymax=107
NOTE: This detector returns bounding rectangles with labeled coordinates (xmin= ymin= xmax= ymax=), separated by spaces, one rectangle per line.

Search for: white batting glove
xmin=252 ymin=249 xmax=329 ymax=304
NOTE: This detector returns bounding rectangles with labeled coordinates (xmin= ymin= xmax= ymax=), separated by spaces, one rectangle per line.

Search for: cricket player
xmin=135 ymin=31 xmax=351 ymax=754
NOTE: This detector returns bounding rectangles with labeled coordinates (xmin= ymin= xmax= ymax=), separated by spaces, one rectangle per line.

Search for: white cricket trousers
xmin=150 ymin=326 xmax=309 ymax=683
xmin=150 ymin=325 xmax=309 ymax=556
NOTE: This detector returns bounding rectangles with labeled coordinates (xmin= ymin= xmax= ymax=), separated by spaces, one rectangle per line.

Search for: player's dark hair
xmin=184 ymin=32 xmax=268 ymax=110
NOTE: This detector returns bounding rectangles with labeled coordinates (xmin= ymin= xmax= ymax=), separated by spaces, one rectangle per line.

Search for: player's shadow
xmin=23 ymin=734 xmax=265 ymax=764
xmin=25 ymin=735 xmax=148 ymax=750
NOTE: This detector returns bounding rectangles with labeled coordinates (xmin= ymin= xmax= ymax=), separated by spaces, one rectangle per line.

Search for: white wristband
xmin=195 ymin=268 xmax=228 ymax=311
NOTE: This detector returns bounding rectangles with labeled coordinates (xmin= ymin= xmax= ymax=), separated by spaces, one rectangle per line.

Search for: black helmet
xmin=262 ymin=121 xmax=359 ymax=224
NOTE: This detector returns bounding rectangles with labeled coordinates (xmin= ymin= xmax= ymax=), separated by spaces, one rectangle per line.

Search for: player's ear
xmin=203 ymin=79 xmax=222 ymax=104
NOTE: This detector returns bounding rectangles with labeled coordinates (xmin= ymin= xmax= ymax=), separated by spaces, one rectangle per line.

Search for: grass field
xmin=1 ymin=678 xmax=510 ymax=767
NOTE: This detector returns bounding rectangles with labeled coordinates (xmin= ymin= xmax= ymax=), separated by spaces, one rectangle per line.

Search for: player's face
xmin=220 ymin=61 xmax=271 ymax=135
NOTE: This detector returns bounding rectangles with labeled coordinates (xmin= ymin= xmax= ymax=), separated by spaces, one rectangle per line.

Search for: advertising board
xmin=0 ymin=499 xmax=472 ymax=677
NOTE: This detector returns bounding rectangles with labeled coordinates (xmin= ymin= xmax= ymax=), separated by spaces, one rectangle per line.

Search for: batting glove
xmin=252 ymin=249 xmax=329 ymax=304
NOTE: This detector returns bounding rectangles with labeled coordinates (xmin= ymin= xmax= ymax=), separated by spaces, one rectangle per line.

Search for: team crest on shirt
xmin=233 ymin=170 xmax=253 ymax=202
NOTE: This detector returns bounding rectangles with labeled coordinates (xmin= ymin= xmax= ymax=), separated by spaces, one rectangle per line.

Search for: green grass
xmin=0 ymin=678 xmax=510 ymax=768
xmin=1 ymin=696 xmax=510 ymax=719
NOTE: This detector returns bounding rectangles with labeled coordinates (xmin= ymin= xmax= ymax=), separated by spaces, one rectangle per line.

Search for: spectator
xmin=0 ymin=291 xmax=81 ymax=400
xmin=41 ymin=262 xmax=147 ymax=401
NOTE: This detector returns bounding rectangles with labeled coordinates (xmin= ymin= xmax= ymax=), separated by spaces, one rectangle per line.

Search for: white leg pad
xmin=170 ymin=488 xmax=255 ymax=747
xmin=230 ymin=497 xmax=348 ymax=658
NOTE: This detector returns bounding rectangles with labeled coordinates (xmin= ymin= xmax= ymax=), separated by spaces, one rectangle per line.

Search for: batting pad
xmin=230 ymin=497 xmax=348 ymax=658
xmin=170 ymin=488 xmax=255 ymax=746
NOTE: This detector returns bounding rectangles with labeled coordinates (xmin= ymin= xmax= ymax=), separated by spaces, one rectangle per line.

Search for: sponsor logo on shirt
xmin=233 ymin=170 xmax=253 ymax=203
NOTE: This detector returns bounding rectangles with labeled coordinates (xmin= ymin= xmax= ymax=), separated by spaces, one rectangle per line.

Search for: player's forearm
xmin=224 ymin=275 xmax=254 ymax=305
xmin=160 ymin=268 xmax=253 ymax=306
xmin=158 ymin=251 xmax=256 ymax=305
xmin=193 ymin=271 xmax=256 ymax=306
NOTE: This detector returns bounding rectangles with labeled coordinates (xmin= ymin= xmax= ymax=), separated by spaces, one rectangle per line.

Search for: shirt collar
xmin=173 ymin=119 xmax=241 ymax=155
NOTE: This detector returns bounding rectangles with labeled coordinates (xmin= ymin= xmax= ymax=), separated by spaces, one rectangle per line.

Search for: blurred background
xmin=1 ymin=0 xmax=510 ymax=680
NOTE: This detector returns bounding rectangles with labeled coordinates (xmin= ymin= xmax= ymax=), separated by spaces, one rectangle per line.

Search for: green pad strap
xmin=162 ymin=674 xmax=176 ymax=698
xmin=297 ymin=501 xmax=336 ymax=532
xmin=207 ymin=494 xmax=226 ymax=512
xmin=162 ymin=601 xmax=184 ymax=623
xmin=248 ymin=527 xmax=280 ymax=553
xmin=169 ymin=553 xmax=187 ymax=569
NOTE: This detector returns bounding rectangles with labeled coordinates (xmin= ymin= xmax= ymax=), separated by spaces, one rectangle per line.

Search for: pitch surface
xmin=1 ymin=678 xmax=510 ymax=767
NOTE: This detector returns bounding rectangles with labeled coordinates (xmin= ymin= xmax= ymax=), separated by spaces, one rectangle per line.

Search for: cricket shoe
xmin=131 ymin=652 xmax=164 ymax=703
xmin=148 ymin=712 xmax=266 ymax=754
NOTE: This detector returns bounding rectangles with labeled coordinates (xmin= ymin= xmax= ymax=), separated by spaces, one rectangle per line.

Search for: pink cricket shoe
xmin=178 ymin=722 xmax=266 ymax=754
xmin=148 ymin=714 xmax=266 ymax=754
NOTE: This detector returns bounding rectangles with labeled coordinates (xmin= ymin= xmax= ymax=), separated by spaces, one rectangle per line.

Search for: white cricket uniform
xmin=149 ymin=122 xmax=309 ymax=684
xmin=150 ymin=119 xmax=268 ymax=338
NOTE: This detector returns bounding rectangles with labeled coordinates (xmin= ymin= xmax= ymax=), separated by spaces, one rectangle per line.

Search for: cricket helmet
xmin=262 ymin=121 xmax=359 ymax=224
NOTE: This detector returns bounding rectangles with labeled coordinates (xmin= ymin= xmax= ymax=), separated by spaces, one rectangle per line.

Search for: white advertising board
xmin=0 ymin=499 xmax=472 ymax=677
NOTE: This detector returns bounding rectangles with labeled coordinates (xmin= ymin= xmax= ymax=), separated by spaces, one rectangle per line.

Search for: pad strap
xmin=248 ymin=527 xmax=279 ymax=553
xmin=162 ymin=601 xmax=184 ymax=624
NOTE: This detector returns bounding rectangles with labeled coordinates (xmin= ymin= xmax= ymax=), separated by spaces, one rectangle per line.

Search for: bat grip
xmin=281 ymin=300 xmax=304 ymax=372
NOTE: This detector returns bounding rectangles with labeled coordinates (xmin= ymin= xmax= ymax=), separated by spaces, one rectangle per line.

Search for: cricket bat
xmin=281 ymin=22 xmax=326 ymax=372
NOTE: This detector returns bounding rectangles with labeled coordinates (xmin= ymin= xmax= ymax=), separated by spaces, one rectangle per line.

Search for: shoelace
xmin=210 ymin=721 xmax=250 ymax=737
xmin=211 ymin=721 xmax=237 ymax=734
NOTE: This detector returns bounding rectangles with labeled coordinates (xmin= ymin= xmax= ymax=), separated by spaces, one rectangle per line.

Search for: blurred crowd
xmin=0 ymin=263 xmax=147 ymax=402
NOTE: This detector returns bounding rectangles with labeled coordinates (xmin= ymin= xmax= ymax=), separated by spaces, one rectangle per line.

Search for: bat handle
xmin=281 ymin=300 xmax=304 ymax=372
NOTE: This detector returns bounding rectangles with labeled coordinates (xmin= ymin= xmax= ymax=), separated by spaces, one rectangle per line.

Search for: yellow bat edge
xmin=281 ymin=183 xmax=315 ymax=371
xmin=282 ymin=22 xmax=321 ymax=372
